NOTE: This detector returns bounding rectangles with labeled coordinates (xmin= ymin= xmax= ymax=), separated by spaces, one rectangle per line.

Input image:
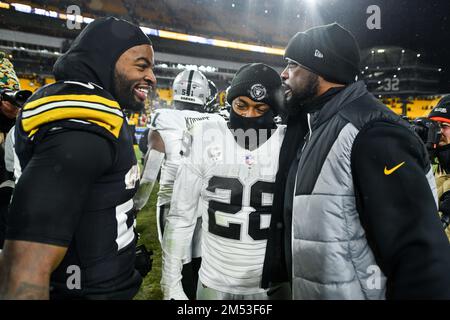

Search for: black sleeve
xmin=351 ymin=121 xmax=450 ymax=299
xmin=6 ymin=130 xmax=114 ymax=246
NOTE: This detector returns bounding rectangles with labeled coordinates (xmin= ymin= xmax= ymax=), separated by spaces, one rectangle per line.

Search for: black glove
xmin=135 ymin=244 xmax=153 ymax=278
xmin=0 ymin=184 xmax=13 ymax=205
xmin=439 ymin=191 xmax=450 ymax=229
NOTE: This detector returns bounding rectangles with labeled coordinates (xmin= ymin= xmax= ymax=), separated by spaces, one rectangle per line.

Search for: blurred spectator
xmin=0 ymin=52 xmax=21 ymax=250
xmin=428 ymin=96 xmax=450 ymax=234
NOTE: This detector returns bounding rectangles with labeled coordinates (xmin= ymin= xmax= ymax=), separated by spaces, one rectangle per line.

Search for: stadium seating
xmin=382 ymin=97 xmax=442 ymax=119
xmin=24 ymin=0 xmax=286 ymax=46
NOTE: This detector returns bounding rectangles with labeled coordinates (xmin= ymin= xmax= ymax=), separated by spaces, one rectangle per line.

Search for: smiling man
xmin=0 ymin=17 xmax=156 ymax=300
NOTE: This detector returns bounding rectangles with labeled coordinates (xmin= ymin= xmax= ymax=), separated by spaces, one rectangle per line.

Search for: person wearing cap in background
xmin=0 ymin=51 xmax=24 ymax=251
xmin=0 ymin=52 xmax=21 ymax=129
xmin=161 ymin=63 xmax=289 ymax=300
xmin=0 ymin=17 xmax=156 ymax=299
xmin=428 ymin=96 xmax=450 ymax=236
xmin=262 ymin=22 xmax=450 ymax=299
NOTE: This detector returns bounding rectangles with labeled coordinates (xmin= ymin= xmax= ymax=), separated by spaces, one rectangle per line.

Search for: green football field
xmin=133 ymin=146 xmax=163 ymax=300
xmin=134 ymin=182 xmax=164 ymax=300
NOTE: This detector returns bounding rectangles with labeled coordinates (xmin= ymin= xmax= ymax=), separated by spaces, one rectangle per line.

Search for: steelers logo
xmin=250 ymin=84 xmax=267 ymax=101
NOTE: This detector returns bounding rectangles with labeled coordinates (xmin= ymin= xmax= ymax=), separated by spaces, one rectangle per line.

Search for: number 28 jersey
xmin=166 ymin=120 xmax=285 ymax=294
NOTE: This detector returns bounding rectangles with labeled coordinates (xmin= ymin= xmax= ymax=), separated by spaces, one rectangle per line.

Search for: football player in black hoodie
xmin=0 ymin=17 xmax=156 ymax=300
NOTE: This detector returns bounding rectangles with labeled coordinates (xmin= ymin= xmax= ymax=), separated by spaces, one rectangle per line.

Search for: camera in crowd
xmin=0 ymin=89 xmax=32 ymax=109
xmin=411 ymin=117 xmax=450 ymax=230
xmin=411 ymin=117 xmax=441 ymax=155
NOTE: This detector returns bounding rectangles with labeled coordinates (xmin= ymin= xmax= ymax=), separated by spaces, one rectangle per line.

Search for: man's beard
xmin=113 ymin=69 xmax=144 ymax=112
xmin=437 ymin=144 xmax=450 ymax=173
xmin=285 ymin=72 xmax=319 ymax=116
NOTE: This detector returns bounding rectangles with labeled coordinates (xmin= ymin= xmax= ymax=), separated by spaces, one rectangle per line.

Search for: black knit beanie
xmin=284 ymin=23 xmax=360 ymax=84
xmin=429 ymin=95 xmax=450 ymax=123
xmin=226 ymin=63 xmax=283 ymax=115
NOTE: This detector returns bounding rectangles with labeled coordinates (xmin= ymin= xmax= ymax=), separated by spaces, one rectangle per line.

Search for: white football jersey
xmin=164 ymin=120 xmax=285 ymax=295
xmin=150 ymin=108 xmax=225 ymax=207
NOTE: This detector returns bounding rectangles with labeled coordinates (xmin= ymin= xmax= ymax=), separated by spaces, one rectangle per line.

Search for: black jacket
xmin=263 ymin=82 xmax=450 ymax=299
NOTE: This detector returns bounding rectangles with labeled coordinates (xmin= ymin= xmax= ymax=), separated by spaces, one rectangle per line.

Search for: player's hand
xmin=161 ymin=256 xmax=188 ymax=300
xmin=162 ymin=284 xmax=188 ymax=300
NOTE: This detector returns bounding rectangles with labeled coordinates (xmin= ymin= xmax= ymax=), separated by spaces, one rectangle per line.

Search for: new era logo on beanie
xmin=284 ymin=23 xmax=360 ymax=84
xmin=429 ymin=95 xmax=450 ymax=123
xmin=226 ymin=63 xmax=283 ymax=115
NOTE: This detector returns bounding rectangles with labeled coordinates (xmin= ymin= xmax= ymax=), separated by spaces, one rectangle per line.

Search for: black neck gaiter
xmin=228 ymin=108 xmax=276 ymax=150
xmin=229 ymin=108 xmax=275 ymax=131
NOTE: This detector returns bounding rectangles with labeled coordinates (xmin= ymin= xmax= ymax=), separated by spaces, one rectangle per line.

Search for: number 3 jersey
xmin=164 ymin=120 xmax=285 ymax=295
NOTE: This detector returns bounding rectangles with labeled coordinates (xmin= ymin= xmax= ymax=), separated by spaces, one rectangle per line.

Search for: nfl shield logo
xmin=245 ymin=154 xmax=255 ymax=166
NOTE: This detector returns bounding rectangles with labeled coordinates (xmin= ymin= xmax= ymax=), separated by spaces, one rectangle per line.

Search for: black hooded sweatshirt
xmin=53 ymin=16 xmax=151 ymax=95
xmin=6 ymin=17 xmax=152 ymax=300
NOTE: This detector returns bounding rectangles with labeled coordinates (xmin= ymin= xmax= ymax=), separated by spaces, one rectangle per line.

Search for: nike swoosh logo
xmin=384 ymin=161 xmax=405 ymax=175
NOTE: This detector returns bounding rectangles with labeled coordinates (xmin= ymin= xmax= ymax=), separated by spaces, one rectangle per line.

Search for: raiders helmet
xmin=205 ymin=80 xmax=219 ymax=113
xmin=172 ymin=69 xmax=209 ymax=107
